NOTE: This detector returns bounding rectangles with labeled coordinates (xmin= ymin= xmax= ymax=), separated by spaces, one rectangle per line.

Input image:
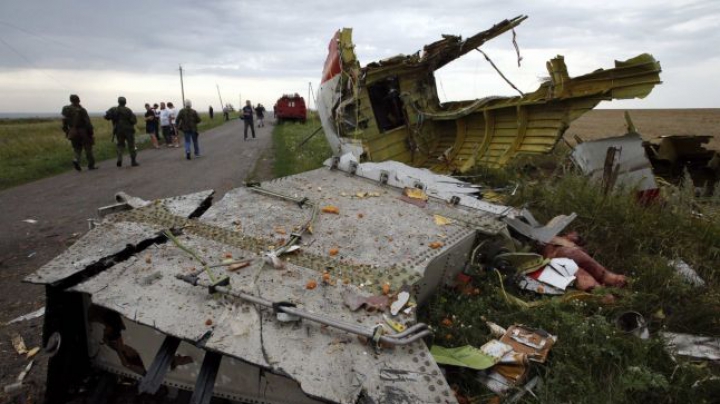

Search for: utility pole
xmin=179 ymin=64 xmax=186 ymax=103
xmin=309 ymin=82 xmax=317 ymax=110
xmin=216 ymin=84 xmax=224 ymax=110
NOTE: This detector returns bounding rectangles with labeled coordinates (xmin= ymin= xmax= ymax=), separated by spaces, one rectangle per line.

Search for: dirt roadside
xmin=0 ymin=118 xmax=273 ymax=402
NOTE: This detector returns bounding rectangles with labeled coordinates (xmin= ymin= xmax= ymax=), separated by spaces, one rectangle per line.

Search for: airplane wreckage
xmin=317 ymin=15 xmax=662 ymax=172
xmin=26 ymin=16 xmax=662 ymax=404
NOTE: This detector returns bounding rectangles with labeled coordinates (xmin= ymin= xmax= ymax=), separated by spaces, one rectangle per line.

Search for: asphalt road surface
xmin=0 ymin=118 xmax=273 ymax=402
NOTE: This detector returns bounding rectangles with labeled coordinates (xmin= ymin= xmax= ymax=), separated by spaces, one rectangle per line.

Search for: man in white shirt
xmin=159 ymin=102 xmax=173 ymax=147
xmin=167 ymin=102 xmax=179 ymax=147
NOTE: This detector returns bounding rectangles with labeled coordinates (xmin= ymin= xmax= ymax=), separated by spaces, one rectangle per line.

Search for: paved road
xmin=0 ymin=118 xmax=272 ymax=394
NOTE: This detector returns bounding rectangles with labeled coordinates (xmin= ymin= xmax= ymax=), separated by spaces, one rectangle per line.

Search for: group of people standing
xmin=142 ymin=101 xmax=202 ymax=160
xmin=61 ymin=94 xmax=203 ymax=171
xmin=240 ymin=101 xmax=266 ymax=140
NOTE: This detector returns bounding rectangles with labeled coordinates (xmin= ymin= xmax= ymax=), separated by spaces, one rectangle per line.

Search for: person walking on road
xmin=62 ymin=94 xmax=97 ymax=171
xmin=144 ymin=103 xmax=159 ymax=149
xmin=242 ymin=100 xmax=256 ymax=140
xmin=255 ymin=103 xmax=266 ymax=127
xmin=104 ymin=96 xmax=139 ymax=167
xmin=176 ymin=99 xmax=202 ymax=160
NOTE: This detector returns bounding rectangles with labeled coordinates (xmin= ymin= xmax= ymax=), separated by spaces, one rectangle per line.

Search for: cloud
xmin=0 ymin=0 xmax=718 ymax=112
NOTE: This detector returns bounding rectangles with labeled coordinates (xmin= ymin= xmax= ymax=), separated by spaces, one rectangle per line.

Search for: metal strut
xmin=176 ymin=274 xmax=432 ymax=346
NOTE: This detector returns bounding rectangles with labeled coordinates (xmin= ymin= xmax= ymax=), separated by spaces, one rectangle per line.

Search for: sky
xmin=0 ymin=0 xmax=718 ymax=114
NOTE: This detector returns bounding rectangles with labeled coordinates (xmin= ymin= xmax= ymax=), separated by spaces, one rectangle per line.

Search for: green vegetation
xmin=422 ymin=149 xmax=720 ymax=403
xmin=0 ymin=113 xmax=224 ymax=190
xmin=271 ymin=119 xmax=331 ymax=178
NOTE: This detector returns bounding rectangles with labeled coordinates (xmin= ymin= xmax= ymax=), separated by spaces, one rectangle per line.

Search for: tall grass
xmin=271 ymin=120 xmax=331 ymax=178
xmin=422 ymin=150 xmax=720 ymax=403
xmin=0 ymin=113 xmax=224 ymax=190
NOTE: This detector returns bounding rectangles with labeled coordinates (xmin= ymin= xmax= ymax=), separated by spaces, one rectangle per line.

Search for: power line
xmin=0 ymin=19 xmax=122 ymax=66
xmin=0 ymin=36 xmax=68 ymax=91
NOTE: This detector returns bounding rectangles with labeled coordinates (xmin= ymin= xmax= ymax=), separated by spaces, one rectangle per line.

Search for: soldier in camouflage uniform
xmin=62 ymin=94 xmax=97 ymax=171
xmin=104 ymin=96 xmax=139 ymax=167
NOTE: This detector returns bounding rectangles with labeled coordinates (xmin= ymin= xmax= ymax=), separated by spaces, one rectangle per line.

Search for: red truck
xmin=273 ymin=93 xmax=307 ymax=123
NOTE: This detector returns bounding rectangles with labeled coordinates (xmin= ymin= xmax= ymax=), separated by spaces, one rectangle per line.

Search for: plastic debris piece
xmin=431 ymin=345 xmax=498 ymax=370
xmin=390 ymin=291 xmax=410 ymax=315
xmin=434 ymin=215 xmax=452 ymax=226
xmin=5 ymin=307 xmax=45 ymax=325
xmin=11 ymin=334 xmax=27 ymax=355
xmin=322 ymin=205 xmax=340 ymax=214
xmin=662 ymin=332 xmax=720 ymax=361
xmin=383 ymin=315 xmax=406 ymax=332
xmin=329 ymin=247 xmax=339 ymax=256
xmin=429 ymin=241 xmax=444 ymax=249
xmin=669 ymin=259 xmax=706 ymax=287
xmin=306 ymin=280 xmax=318 ymax=290
xmin=23 ymin=219 xmax=38 ymax=224
xmin=26 ymin=347 xmax=40 ymax=359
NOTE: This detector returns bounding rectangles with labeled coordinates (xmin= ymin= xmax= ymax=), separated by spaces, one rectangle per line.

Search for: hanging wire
xmin=476 ymin=49 xmax=525 ymax=97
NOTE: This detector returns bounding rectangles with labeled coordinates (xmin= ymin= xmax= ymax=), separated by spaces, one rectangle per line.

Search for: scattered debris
xmin=321 ymin=205 xmax=340 ymax=214
xmin=644 ymin=135 xmax=720 ymax=192
xmin=329 ymin=247 xmax=340 ymax=256
xmin=4 ymin=307 xmax=45 ymax=325
xmin=306 ymin=280 xmax=318 ymax=290
xmin=526 ymin=258 xmax=579 ymax=291
xmin=615 ymin=311 xmax=650 ymax=340
xmin=431 ymin=345 xmax=499 ymax=370
xmin=668 ymin=259 xmax=706 ymax=287
xmin=403 ymin=188 xmax=429 ymax=201
xmin=499 ymin=325 xmax=556 ymax=363
xmin=381 ymin=283 xmax=390 ymax=295
xmin=390 ymin=291 xmax=410 ymax=315
xmin=571 ymin=130 xmax=658 ymax=195
xmin=22 ymin=219 xmax=38 ymax=224
xmin=26 ymin=347 xmax=40 ymax=359
xmin=3 ymin=360 xmax=34 ymax=394
xmin=383 ymin=315 xmax=406 ymax=332
xmin=434 ymin=215 xmax=452 ymax=226
xmin=27 ymin=252 xmax=36 ymax=258
xmin=429 ymin=241 xmax=445 ymax=249
xmin=11 ymin=334 xmax=28 ymax=355
xmin=662 ymin=333 xmax=720 ymax=362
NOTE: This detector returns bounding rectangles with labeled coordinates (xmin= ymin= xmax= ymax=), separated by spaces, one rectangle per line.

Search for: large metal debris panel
xmin=37 ymin=166 xmax=511 ymax=403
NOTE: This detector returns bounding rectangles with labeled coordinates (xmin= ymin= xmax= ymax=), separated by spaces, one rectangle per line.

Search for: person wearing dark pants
xmin=242 ymin=100 xmax=255 ymax=140
xmin=176 ymin=99 xmax=202 ymax=160
xmin=61 ymin=94 xmax=96 ymax=171
xmin=104 ymin=96 xmax=139 ymax=167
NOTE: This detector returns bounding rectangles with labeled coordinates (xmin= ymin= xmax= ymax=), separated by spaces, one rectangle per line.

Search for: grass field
xmin=269 ymin=113 xmax=720 ymax=403
xmin=271 ymin=117 xmax=331 ymax=178
xmin=0 ymin=113 xmax=225 ymax=190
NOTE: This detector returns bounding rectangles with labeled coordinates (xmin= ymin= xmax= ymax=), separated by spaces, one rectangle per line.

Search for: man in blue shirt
xmin=242 ymin=100 xmax=256 ymax=140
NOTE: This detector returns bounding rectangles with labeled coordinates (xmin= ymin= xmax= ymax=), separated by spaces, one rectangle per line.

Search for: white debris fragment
xmin=5 ymin=307 xmax=45 ymax=325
